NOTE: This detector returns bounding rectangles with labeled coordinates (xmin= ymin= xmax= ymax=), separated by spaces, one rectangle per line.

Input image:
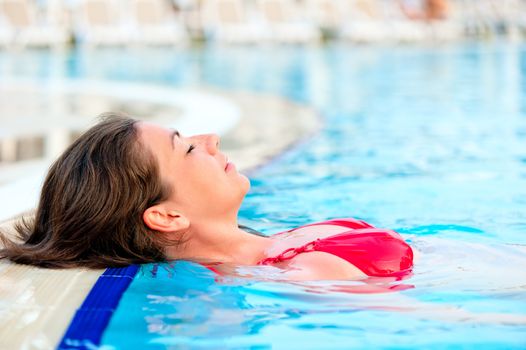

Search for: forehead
xmin=137 ymin=122 xmax=170 ymax=139
xmin=136 ymin=122 xmax=178 ymax=176
xmin=137 ymin=122 xmax=175 ymax=148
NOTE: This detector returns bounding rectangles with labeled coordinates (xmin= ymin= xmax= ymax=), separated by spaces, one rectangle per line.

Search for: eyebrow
xmin=170 ymin=129 xmax=180 ymax=149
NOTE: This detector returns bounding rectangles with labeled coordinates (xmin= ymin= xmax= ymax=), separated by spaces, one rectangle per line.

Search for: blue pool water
xmin=3 ymin=43 xmax=526 ymax=348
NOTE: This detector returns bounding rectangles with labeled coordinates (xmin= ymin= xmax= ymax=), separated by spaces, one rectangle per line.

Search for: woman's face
xmin=137 ymin=122 xmax=250 ymax=219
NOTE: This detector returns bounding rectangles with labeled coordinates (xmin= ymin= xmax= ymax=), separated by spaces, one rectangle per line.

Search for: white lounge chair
xmin=506 ymin=0 xmax=526 ymax=39
xmin=75 ymin=0 xmax=131 ymax=46
xmin=341 ymin=0 xmax=392 ymax=43
xmin=467 ymin=0 xmax=523 ymax=39
xmin=424 ymin=0 xmax=465 ymax=41
xmin=380 ymin=0 xmax=429 ymax=42
xmin=342 ymin=0 xmax=463 ymax=43
xmin=257 ymin=0 xmax=321 ymax=44
xmin=305 ymin=0 xmax=351 ymax=33
xmin=201 ymin=0 xmax=265 ymax=44
xmin=0 ymin=0 xmax=69 ymax=48
xmin=129 ymin=0 xmax=187 ymax=46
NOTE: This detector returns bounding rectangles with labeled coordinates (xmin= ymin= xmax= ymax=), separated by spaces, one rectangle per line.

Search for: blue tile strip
xmin=57 ymin=265 xmax=140 ymax=350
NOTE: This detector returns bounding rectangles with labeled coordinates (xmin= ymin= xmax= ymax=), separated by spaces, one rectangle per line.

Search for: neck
xmin=166 ymin=218 xmax=273 ymax=266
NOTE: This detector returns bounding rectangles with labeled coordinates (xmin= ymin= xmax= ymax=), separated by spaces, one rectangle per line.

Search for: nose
xmin=206 ymin=134 xmax=220 ymax=155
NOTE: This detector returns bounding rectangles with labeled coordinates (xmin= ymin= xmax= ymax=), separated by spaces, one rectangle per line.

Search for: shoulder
xmin=280 ymin=251 xmax=367 ymax=281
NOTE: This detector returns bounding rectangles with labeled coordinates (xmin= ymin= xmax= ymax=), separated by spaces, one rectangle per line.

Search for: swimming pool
xmin=4 ymin=43 xmax=526 ymax=348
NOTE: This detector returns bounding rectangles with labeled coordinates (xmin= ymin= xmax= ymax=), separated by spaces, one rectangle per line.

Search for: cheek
xmin=187 ymin=163 xmax=223 ymax=196
xmin=202 ymin=169 xmax=248 ymax=204
xmin=177 ymin=158 xmax=248 ymax=206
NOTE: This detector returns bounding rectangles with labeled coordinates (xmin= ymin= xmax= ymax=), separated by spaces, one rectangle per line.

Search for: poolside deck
xmin=0 ymin=84 xmax=320 ymax=349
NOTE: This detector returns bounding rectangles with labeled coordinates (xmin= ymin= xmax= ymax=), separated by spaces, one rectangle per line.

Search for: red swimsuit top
xmin=256 ymin=218 xmax=413 ymax=278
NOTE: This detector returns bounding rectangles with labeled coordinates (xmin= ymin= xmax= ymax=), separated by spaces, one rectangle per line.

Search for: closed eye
xmin=187 ymin=144 xmax=195 ymax=154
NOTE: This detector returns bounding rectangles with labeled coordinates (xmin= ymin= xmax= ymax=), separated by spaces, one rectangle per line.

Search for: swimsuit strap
xmin=316 ymin=218 xmax=373 ymax=229
xmin=257 ymin=239 xmax=320 ymax=265
xmin=282 ymin=218 xmax=373 ymax=233
xmin=260 ymin=218 xmax=374 ymax=264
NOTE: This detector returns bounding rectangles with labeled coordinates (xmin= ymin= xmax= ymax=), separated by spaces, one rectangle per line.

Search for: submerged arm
xmin=279 ymin=251 xmax=368 ymax=281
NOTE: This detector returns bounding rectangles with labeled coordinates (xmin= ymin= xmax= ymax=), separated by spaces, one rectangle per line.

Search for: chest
xmin=265 ymin=224 xmax=352 ymax=257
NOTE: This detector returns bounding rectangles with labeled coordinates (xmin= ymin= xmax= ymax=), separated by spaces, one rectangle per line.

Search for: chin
xmin=239 ymin=174 xmax=251 ymax=194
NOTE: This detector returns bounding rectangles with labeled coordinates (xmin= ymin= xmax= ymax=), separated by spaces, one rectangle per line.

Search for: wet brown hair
xmin=0 ymin=113 xmax=175 ymax=268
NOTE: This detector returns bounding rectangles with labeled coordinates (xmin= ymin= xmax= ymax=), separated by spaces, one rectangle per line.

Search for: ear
xmin=143 ymin=205 xmax=190 ymax=233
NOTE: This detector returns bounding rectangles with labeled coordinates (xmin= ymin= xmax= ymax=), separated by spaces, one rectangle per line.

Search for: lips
xmin=226 ymin=162 xmax=235 ymax=172
xmin=225 ymin=157 xmax=237 ymax=172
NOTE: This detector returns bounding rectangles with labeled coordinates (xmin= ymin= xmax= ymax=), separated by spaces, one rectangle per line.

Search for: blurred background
xmin=0 ymin=0 xmax=525 ymax=47
xmin=0 ymin=0 xmax=524 ymax=48
xmin=1 ymin=0 xmax=526 ymax=217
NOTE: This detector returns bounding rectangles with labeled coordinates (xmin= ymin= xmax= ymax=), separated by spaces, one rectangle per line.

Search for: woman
xmin=399 ymin=0 xmax=449 ymax=21
xmin=0 ymin=114 xmax=413 ymax=281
